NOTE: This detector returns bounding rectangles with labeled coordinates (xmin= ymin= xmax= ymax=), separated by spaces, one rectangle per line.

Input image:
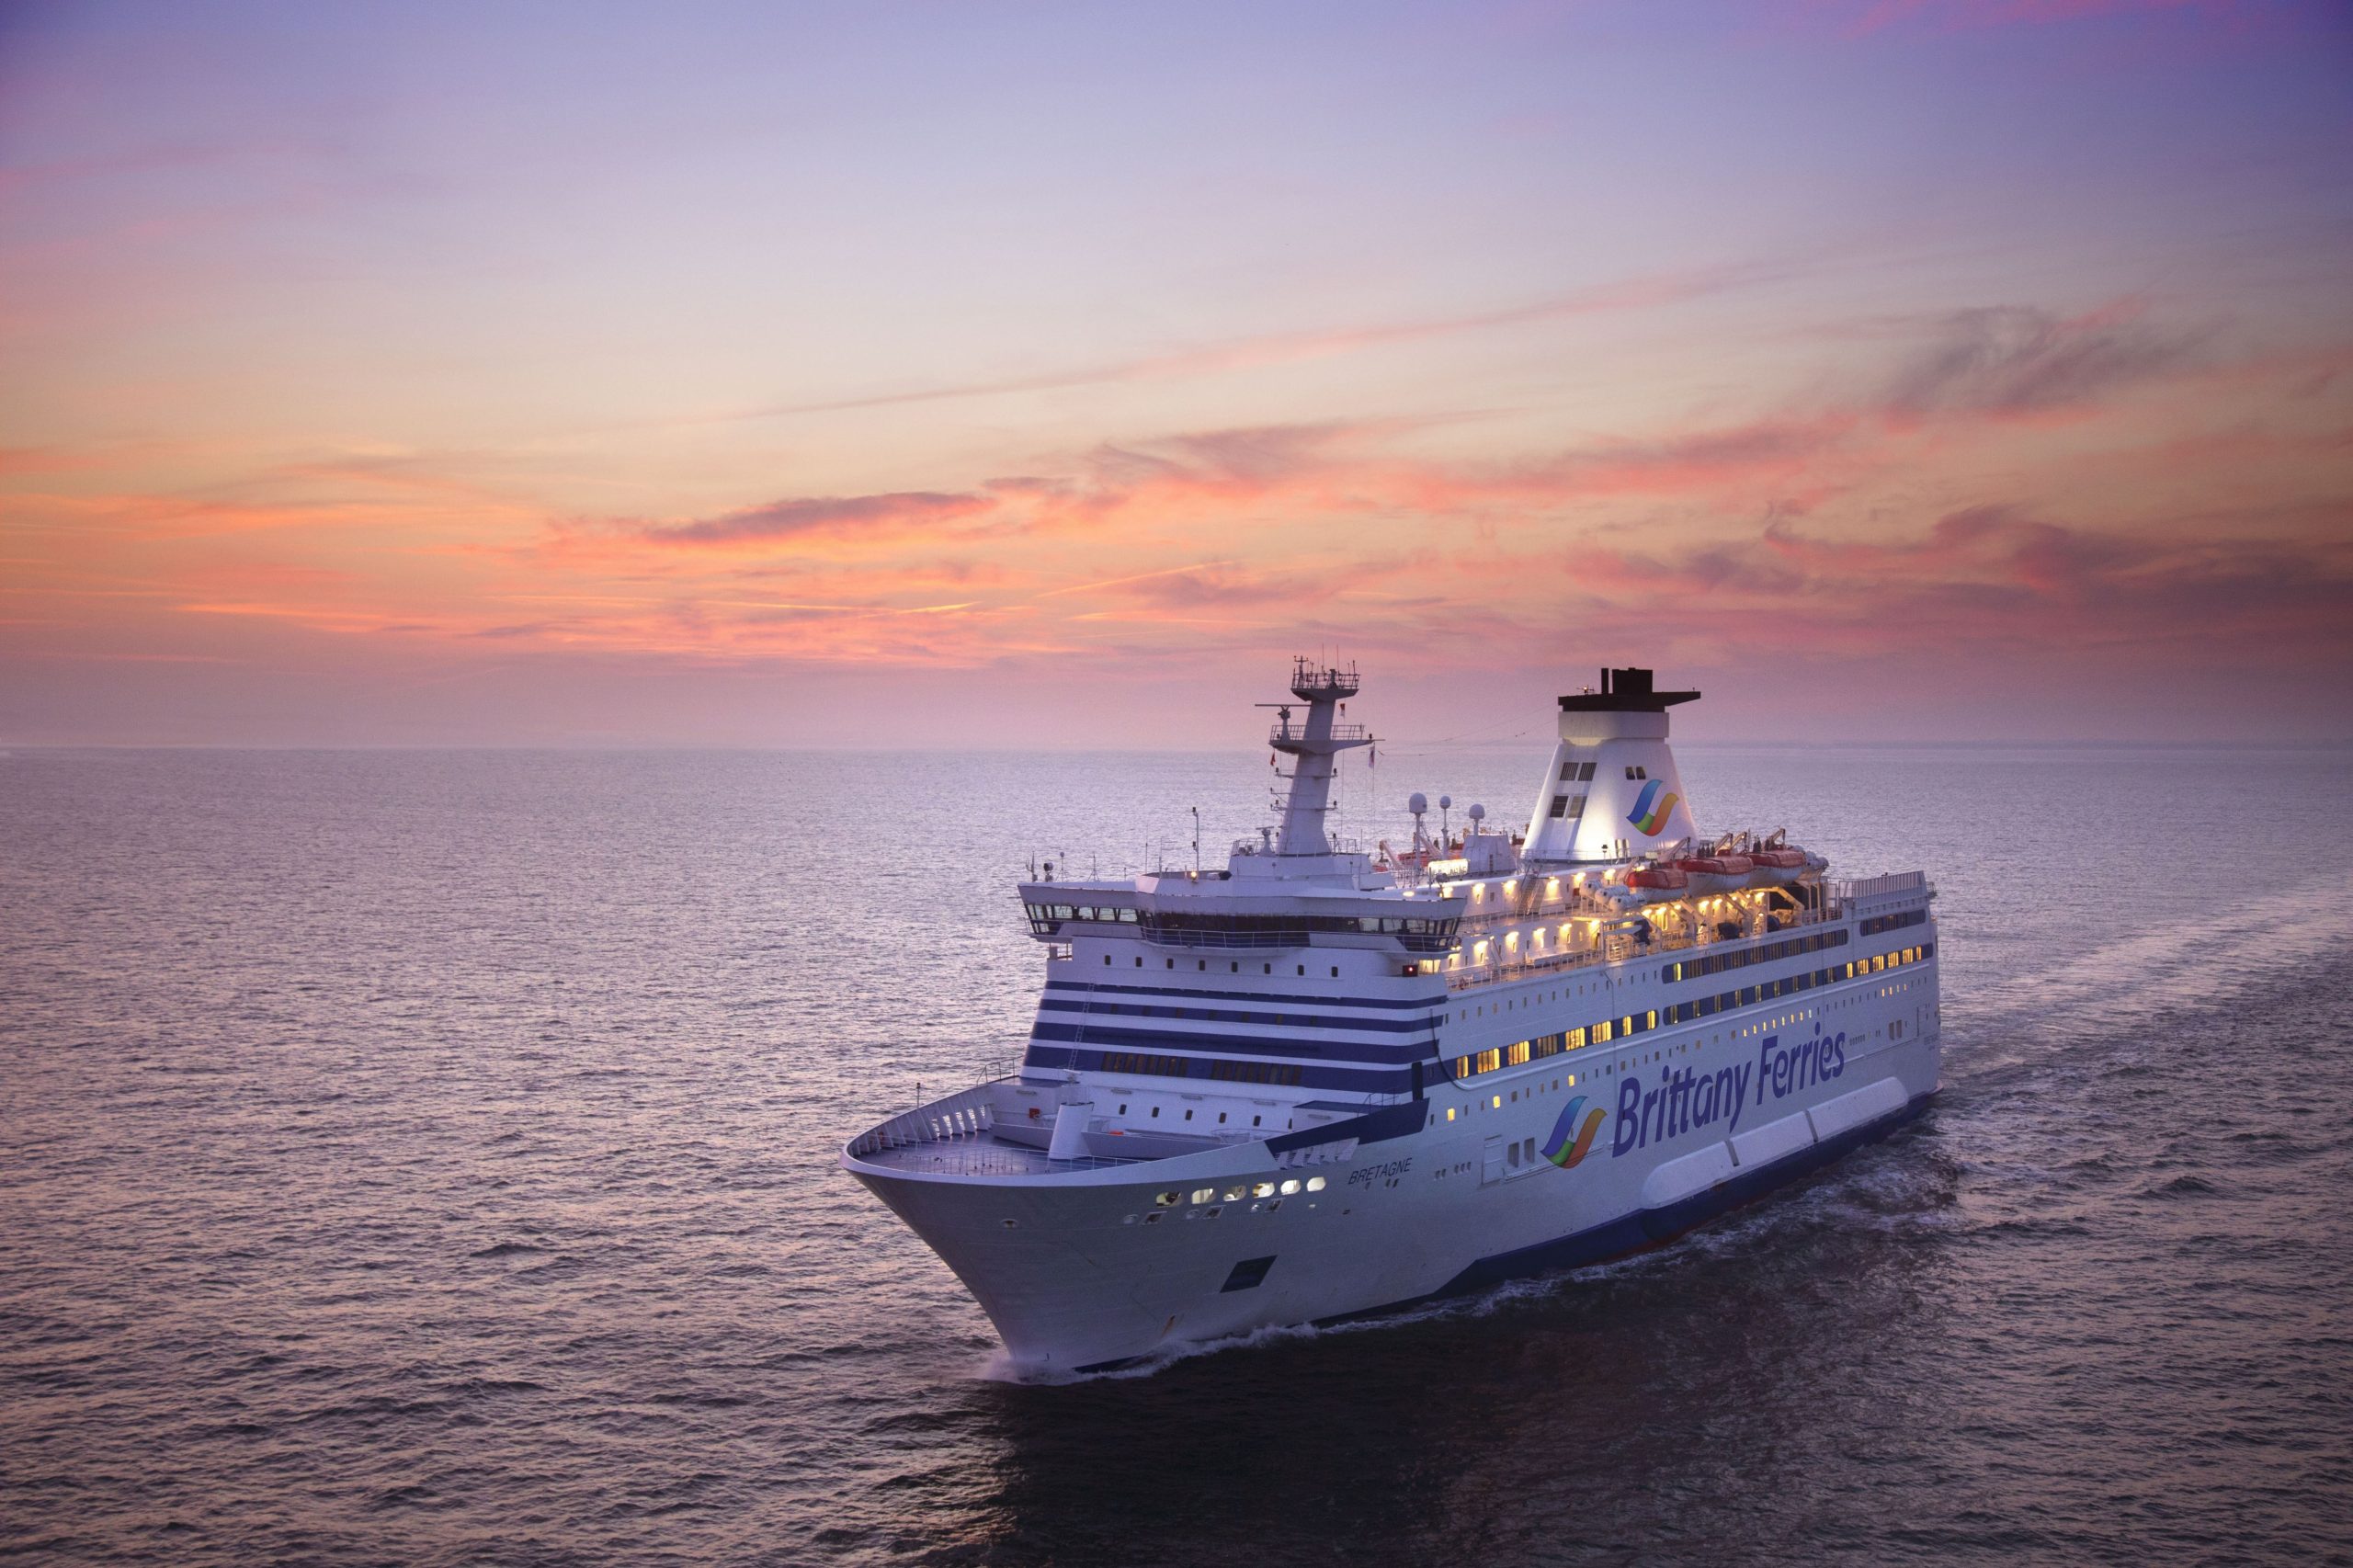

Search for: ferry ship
xmin=843 ymin=662 xmax=1940 ymax=1373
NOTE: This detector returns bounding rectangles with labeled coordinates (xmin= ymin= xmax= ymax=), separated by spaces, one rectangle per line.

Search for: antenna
xmin=1190 ymin=806 xmax=1201 ymax=875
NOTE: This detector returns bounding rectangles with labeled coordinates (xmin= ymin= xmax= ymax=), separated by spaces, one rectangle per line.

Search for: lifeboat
xmin=1745 ymin=846 xmax=1806 ymax=886
xmin=1623 ymin=865 xmax=1690 ymax=903
xmin=1675 ymin=854 xmax=1753 ymax=895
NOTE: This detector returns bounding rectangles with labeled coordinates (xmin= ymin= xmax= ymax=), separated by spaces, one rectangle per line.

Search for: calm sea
xmin=3 ymin=744 xmax=2348 ymax=1566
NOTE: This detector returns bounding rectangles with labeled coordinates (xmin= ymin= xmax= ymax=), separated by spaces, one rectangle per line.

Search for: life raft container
xmin=1675 ymin=854 xmax=1754 ymax=895
xmin=1623 ymin=865 xmax=1690 ymax=903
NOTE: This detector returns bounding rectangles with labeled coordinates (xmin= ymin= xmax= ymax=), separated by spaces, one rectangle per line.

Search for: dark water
xmin=3 ymin=744 xmax=2349 ymax=1566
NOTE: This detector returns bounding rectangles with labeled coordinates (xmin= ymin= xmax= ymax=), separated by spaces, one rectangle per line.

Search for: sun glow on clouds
xmin=2 ymin=1 xmax=2349 ymax=744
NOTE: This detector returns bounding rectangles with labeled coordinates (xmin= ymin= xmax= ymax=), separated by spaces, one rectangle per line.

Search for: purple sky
xmin=3 ymin=0 xmax=2350 ymax=745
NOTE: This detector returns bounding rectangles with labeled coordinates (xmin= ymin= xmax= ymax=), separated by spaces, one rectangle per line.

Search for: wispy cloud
xmin=655 ymin=261 xmax=1796 ymax=428
xmin=640 ymin=489 xmax=1000 ymax=545
xmin=1881 ymin=302 xmax=2201 ymax=419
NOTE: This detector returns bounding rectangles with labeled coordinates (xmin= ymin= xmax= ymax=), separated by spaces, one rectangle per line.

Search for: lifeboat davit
xmin=1675 ymin=854 xmax=1753 ymax=895
xmin=1745 ymin=846 xmax=1806 ymax=886
xmin=1623 ymin=865 xmax=1690 ymax=903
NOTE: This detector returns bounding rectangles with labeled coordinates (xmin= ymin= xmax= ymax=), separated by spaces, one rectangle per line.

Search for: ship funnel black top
xmin=1557 ymin=665 xmax=1701 ymax=713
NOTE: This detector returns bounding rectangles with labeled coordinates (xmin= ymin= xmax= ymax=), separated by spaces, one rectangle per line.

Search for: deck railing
xmin=1831 ymin=870 xmax=1927 ymax=901
xmin=847 ymin=1079 xmax=1001 ymax=1158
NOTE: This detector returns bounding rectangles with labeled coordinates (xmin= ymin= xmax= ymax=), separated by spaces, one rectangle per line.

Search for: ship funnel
xmin=1521 ymin=666 xmax=1702 ymax=865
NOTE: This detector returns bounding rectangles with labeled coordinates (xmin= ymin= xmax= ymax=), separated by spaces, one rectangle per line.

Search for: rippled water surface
xmin=4 ymin=744 xmax=2349 ymax=1565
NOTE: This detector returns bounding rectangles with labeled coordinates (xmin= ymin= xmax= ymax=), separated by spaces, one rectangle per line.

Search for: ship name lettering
xmin=1610 ymin=1032 xmax=1847 ymax=1158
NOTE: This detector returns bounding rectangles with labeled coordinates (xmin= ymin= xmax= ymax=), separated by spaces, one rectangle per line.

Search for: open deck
xmin=853 ymin=1130 xmax=1141 ymax=1177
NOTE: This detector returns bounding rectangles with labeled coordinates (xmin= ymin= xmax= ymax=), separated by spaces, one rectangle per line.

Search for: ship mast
xmin=1268 ymin=657 xmax=1372 ymax=856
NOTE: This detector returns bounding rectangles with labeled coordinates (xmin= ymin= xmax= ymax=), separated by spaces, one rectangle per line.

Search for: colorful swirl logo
xmin=1627 ymin=778 xmax=1680 ymax=835
xmin=1541 ymin=1096 xmax=1607 ymax=1169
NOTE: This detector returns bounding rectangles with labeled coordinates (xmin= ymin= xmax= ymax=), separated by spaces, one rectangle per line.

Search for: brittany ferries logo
xmin=1627 ymin=778 xmax=1680 ymax=835
xmin=1541 ymin=1096 xmax=1607 ymax=1169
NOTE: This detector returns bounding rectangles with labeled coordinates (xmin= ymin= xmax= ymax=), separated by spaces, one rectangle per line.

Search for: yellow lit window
xmin=1252 ymin=1182 xmax=1276 ymax=1199
xmin=1446 ymin=1108 xmax=1457 ymax=1121
xmin=1506 ymin=1041 xmax=1531 ymax=1067
xmin=1475 ymin=1048 xmax=1502 ymax=1074
xmin=1567 ymin=1027 xmax=1587 ymax=1050
xmin=1594 ymin=1020 xmax=1613 ymax=1044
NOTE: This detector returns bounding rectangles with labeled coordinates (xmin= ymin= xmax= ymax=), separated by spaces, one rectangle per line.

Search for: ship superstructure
xmin=844 ymin=661 xmax=1941 ymax=1372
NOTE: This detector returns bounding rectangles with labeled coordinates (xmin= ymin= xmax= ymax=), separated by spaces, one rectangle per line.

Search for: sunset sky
xmin=4 ymin=0 xmax=2349 ymax=746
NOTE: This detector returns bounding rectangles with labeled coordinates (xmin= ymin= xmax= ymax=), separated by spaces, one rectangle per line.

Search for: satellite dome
xmin=1467 ymin=802 xmax=1486 ymax=824
xmin=1438 ymin=795 xmax=1452 ymax=811
xmin=1408 ymin=791 xmax=1427 ymax=814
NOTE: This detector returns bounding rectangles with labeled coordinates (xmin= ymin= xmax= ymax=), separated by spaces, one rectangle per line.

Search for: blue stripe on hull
xmin=1023 ymin=1045 xmax=1414 ymax=1094
xmin=1028 ymin=1019 xmax=1436 ymax=1063
xmin=1046 ymin=980 xmax=1441 ymax=1012
xmin=1430 ymin=1090 xmax=1933 ymax=1298
xmin=1038 ymin=996 xmax=1440 ymax=1034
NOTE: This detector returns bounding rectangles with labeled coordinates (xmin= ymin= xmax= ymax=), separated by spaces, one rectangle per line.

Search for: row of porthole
xmin=1113 ymin=955 xmax=1345 ymax=977
xmin=1438 ymin=1006 xmax=1840 ymax=1119
xmin=1156 ymin=1176 xmax=1325 ymax=1206
xmin=1460 ymin=976 xmax=1618 ymax=1022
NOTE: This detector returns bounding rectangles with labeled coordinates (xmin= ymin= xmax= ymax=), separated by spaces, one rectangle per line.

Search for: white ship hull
xmin=848 ymin=956 xmax=1939 ymax=1373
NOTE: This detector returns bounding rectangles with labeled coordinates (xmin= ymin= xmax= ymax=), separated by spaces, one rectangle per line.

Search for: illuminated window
xmin=1306 ymin=1176 xmax=1326 ymax=1192
xmin=1222 ymin=1185 xmax=1245 ymax=1202
xmin=1191 ymin=1187 xmax=1215 ymax=1205
xmin=1251 ymin=1181 xmax=1276 ymax=1199
xmin=1279 ymin=1179 xmax=1302 ymax=1195
xmin=1506 ymin=1041 xmax=1531 ymax=1067
xmin=1491 ymin=1095 xmax=1503 ymax=1109
xmin=1155 ymin=1191 xmax=1181 ymax=1206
